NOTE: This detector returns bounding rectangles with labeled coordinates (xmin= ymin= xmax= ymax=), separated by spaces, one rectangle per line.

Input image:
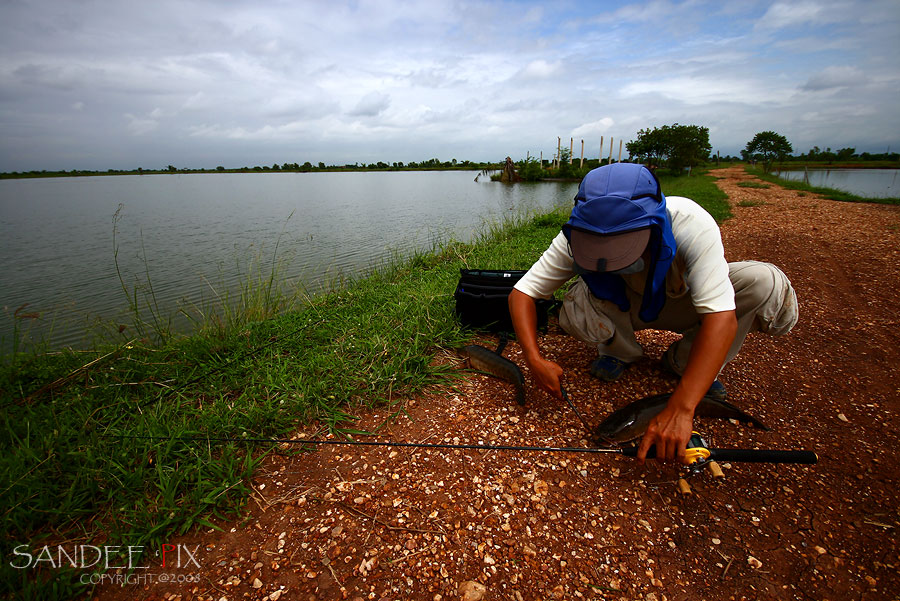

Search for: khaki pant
xmin=558 ymin=261 xmax=798 ymax=375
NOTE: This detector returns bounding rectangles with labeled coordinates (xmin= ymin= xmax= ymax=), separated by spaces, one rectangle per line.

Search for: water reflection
xmin=0 ymin=172 xmax=578 ymax=351
xmin=773 ymin=168 xmax=899 ymax=198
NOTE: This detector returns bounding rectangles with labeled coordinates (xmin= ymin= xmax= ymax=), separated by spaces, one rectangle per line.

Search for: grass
xmin=746 ymin=165 xmax=900 ymax=205
xmin=658 ymin=168 xmax=732 ymax=222
xmin=0 ymin=171 xmax=730 ymax=598
xmin=737 ymin=181 xmax=771 ymax=189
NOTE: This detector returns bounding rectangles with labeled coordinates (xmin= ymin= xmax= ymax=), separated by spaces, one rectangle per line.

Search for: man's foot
xmin=662 ymin=344 xmax=727 ymax=401
xmin=706 ymin=380 xmax=727 ymax=402
xmin=589 ymin=355 xmax=629 ymax=382
xmin=660 ymin=344 xmax=680 ymax=376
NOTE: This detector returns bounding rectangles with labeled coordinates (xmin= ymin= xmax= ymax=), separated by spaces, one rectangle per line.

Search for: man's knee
xmin=559 ymin=279 xmax=615 ymax=345
xmin=729 ymin=261 xmax=798 ymax=335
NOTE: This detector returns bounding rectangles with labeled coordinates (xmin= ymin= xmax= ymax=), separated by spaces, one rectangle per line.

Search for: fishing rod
xmin=112 ymin=432 xmax=818 ymax=465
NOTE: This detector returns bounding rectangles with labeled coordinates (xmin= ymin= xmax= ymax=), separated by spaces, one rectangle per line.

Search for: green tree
xmin=744 ymin=131 xmax=793 ymax=172
xmin=626 ymin=124 xmax=711 ymax=173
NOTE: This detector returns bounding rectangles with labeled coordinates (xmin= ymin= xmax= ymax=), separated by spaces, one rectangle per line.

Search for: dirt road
xmin=100 ymin=167 xmax=900 ymax=601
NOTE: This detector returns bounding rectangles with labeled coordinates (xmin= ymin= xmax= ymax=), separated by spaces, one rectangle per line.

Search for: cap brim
xmin=570 ymin=228 xmax=650 ymax=272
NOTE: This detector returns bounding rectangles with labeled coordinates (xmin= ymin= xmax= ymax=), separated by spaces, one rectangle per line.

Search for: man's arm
xmin=637 ymin=309 xmax=737 ymax=462
xmin=508 ymin=288 xmax=564 ymax=399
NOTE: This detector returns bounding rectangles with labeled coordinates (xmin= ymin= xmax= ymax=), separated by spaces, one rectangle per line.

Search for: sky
xmin=1 ymin=0 xmax=898 ymax=172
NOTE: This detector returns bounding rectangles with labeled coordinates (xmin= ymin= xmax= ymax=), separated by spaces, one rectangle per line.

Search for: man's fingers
xmin=636 ymin=432 xmax=653 ymax=463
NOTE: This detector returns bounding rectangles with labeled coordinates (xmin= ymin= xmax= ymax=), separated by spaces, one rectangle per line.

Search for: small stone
xmin=838 ymin=413 xmax=849 ymax=422
xmin=814 ymin=545 xmax=827 ymax=555
xmin=269 ymin=592 xmax=283 ymax=601
xmin=458 ymin=580 xmax=487 ymax=601
xmin=252 ymin=577 xmax=263 ymax=589
xmin=747 ymin=556 xmax=763 ymax=569
xmin=533 ymin=480 xmax=549 ymax=495
xmin=712 ymin=538 xmax=721 ymax=545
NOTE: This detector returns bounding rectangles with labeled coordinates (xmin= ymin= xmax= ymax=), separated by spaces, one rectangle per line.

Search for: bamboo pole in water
xmin=618 ymin=139 xmax=623 ymax=163
xmin=569 ymin=138 xmax=574 ymax=164
xmin=557 ymin=137 xmax=561 ymax=170
xmin=608 ymin=137 xmax=614 ymax=164
xmin=580 ymin=139 xmax=584 ymax=168
xmin=599 ymin=136 xmax=604 ymax=162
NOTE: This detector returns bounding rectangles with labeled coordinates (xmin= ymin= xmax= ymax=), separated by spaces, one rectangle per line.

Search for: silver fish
xmin=593 ymin=392 xmax=769 ymax=445
xmin=460 ymin=344 xmax=526 ymax=405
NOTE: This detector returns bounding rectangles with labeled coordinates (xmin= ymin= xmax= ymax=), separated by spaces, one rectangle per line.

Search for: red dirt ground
xmin=96 ymin=167 xmax=900 ymax=601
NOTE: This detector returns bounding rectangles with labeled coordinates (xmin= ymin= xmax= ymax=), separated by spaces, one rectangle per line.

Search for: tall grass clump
xmin=0 ymin=205 xmax=570 ymax=599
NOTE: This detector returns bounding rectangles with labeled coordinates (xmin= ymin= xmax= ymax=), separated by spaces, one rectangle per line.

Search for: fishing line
xmin=109 ymin=433 xmax=626 ymax=455
xmin=560 ymin=385 xmax=594 ymax=436
xmin=107 ymin=434 xmax=818 ymax=464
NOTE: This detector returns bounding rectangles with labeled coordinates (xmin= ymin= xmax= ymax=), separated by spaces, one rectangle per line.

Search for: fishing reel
xmin=682 ymin=431 xmax=714 ymax=471
xmin=653 ymin=431 xmax=817 ymax=494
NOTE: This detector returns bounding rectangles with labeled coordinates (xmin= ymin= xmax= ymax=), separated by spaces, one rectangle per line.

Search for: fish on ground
xmin=593 ymin=392 xmax=769 ymax=445
xmin=459 ymin=344 xmax=526 ymax=405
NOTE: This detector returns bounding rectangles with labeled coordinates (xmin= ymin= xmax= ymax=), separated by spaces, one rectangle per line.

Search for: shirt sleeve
xmin=513 ymin=231 xmax=576 ymax=300
xmin=667 ymin=196 xmax=735 ymax=314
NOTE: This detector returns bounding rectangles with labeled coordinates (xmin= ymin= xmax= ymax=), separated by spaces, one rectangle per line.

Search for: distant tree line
xmin=0 ymin=158 xmax=503 ymax=178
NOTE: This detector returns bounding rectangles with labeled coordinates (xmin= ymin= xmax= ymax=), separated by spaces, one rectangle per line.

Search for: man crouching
xmin=508 ymin=163 xmax=798 ymax=462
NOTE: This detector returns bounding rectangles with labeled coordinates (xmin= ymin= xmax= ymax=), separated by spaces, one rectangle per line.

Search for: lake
xmin=0 ymin=171 xmax=579 ymax=352
xmin=773 ymin=168 xmax=899 ymax=198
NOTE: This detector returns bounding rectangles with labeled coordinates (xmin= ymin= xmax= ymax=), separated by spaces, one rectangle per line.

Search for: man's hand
xmin=509 ymin=288 xmax=564 ymax=399
xmin=636 ymin=402 xmax=694 ymax=462
xmin=637 ymin=309 xmax=737 ymax=463
xmin=528 ymin=355 xmax=564 ymax=399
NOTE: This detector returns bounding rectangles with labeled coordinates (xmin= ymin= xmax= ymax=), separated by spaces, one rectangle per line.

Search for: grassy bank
xmin=746 ymin=165 xmax=900 ymax=205
xmin=1 ymin=173 xmax=729 ymax=599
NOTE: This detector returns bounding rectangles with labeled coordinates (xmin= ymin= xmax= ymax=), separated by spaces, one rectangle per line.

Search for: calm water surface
xmin=0 ymin=171 xmax=578 ymax=351
xmin=773 ymin=168 xmax=899 ymax=198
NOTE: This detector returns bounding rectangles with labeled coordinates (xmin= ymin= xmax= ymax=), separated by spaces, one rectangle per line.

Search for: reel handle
xmin=621 ymin=446 xmax=818 ymax=465
xmin=709 ymin=448 xmax=818 ymax=464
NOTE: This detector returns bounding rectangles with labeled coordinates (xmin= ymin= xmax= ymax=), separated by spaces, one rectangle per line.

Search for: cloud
xmin=571 ymin=118 xmax=615 ymax=139
xmin=801 ymin=66 xmax=868 ymax=91
xmin=347 ymin=91 xmax=391 ymax=117
xmin=124 ymin=113 xmax=159 ymax=135
xmin=0 ymin=0 xmax=898 ymax=170
xmin=519 ymin=60 xmax=561 ymax=79
xmin=755 ymin=1 xmax=847 ymax=29
xmin=620 ymin=76 xmax=787 ymax=106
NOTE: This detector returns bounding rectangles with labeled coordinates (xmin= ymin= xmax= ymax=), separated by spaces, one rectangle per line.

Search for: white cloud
xmin=0 ymin=0 xmax=898 ymax=170
xmin=755 ymin=0 xmax=848 ymax=29
xmin=801 ymin=65 xmax=868 ymax=91
xmin=347 ymin=91 xmax=392 ymax=118
xmin=620 ymin=76 xmax=788 ymax=106
xmin=125 ymin=113 xmax=159 ymax=136
xmin=519 ymin=60 xmax=561 ymax=79
xmin=571 ymin=118 xmax=615 ymax=139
